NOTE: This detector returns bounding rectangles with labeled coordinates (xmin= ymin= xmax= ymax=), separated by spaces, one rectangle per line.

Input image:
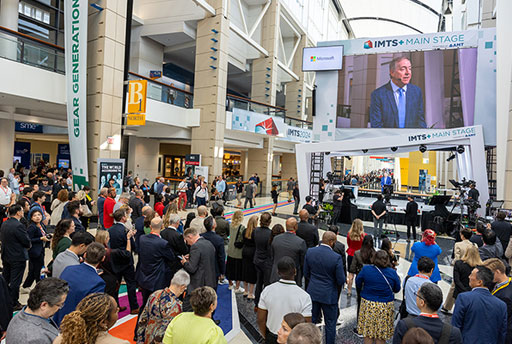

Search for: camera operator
xmin=371 ymin=194 xmax=387 ymax=246
xmin=331 ymin=190 xmax=343 ymax=225
xmin=303 ymin=196 xmax=319 ymax=224
xmin=468 ymin=182 xmax=479 ymax=202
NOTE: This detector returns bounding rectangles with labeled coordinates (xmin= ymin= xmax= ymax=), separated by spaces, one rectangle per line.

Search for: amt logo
xmin=363 ymin=40 xmax=373 ymax=49
xmin=310 ymin=56 xmax=316 ymax=62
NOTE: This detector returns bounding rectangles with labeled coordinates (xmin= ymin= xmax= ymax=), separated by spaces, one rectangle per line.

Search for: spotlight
xmin=456 ymin=145 xmax=465 ymax=154
xmin=419 ymin=145 xmax=427 ymax=153
xmin=446 ymin=153 xmax=456 ymax=162
xmin=391 ymin=147 xmax=398 ymax=152
xmin=325 ymin=152 xmax=330 ymax=155
xmin=345 ymin=156 xmax=351 ymax=160
xmin=362 ymin=149 xmax=368 ymax=153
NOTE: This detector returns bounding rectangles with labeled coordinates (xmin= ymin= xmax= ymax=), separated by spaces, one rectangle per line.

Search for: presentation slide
xmin=302 ymin=46 xmax=343 ymax=71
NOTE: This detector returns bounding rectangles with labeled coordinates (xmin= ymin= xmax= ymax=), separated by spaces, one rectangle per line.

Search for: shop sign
xmin=126 ymin=114 xmax=146 ymax=126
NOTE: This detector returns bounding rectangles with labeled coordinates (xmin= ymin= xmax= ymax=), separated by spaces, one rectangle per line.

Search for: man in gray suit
xmin=5 ymin=278 xmax=68 ymax=344
xmin=270 ymin=217 xmax=307 ymax=287
xmin=181 ymin=227 xmax=217 ymax=292
xmin=52 ymin=232 xmax=93 ymax=278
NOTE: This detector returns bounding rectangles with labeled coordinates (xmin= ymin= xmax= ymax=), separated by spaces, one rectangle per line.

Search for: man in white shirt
xmin=178 ymin=178 xmax=188 ymax=211
xmin=189 ymin=205 xmax=208 ymax=233
xmin=0 ymin=177 xmax=14 ymax=221
xmin=258 ymin=256 xmax=312 ymax=343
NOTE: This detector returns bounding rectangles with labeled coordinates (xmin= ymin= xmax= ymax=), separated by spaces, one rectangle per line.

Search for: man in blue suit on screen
xmin=370 ymin=56 xmax=426 ymax=128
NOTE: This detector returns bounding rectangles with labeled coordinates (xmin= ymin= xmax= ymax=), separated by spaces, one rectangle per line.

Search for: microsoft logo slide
xmin=363 ymin=40 xmax=373 ymax=49
xmin=310 ymin=56 xmax=316 ymax=62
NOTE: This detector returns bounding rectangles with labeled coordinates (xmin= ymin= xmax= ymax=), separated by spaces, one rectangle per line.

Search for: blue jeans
xmin=312 ymin=301 xmax=338 ymax=344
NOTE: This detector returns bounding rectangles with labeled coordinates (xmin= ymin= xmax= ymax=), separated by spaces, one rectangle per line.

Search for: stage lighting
xmin=391 ymin=147 xmax=398 ymax=152
xmin=362 ymin=149 xmax=368 ymax=153
xmin=345 ymin=156 xmax=351 ymax=160
xmin=419 ymin=145 xmax=427 ymax=153
xmin=325 ymin=152 xmax=330 ymax=155
xmin=446 ymin=153 xmax=456 ymax=162
xmin=457 ymin=145 xmax=465 ymax=154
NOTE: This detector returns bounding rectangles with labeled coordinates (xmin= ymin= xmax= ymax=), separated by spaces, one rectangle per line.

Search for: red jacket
xmin=103 ymin=197 xmax=116 ymax=229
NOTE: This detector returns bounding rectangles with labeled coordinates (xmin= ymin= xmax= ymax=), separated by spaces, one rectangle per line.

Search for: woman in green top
xmin=163 ymin=286 xmax=226 ymax=344
xmin=226 ymin=210 xmax=245 ymax=294
xmin=51 ymin=218 xmax=75 ymax=259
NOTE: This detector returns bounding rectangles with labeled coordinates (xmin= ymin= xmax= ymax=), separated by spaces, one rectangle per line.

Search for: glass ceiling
xmin=340 ymin=0 xmax=443 ymax=38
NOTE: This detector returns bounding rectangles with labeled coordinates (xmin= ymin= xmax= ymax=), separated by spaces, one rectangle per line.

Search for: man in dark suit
xmin=405 ymin=196 xmax=419 ymax=241
xmin=108 ymin=208 xmax=139 ymax=314
xmin=304 ymin=231 xmax=346 ymax=344
xmin=53 ymin=242 xmax=106 ymax=326
xmin=181 ymin=226 xmax=217 ymax=292
xmin=161 ymin=213 xmax=189 ymax=274
xmin=490 ymin=211 xmax=512 ymax=254
xmin=129 ymin=190 xmax=144 ymax=221
xmin=201 ymin=216 xmax=226 ymax=283
xmin=134 ymin=205 xmax=152 ymax=252
xmin=297 ymin=209 xmax=319 ymax=248
xmin=253 ymin=212 xmax=273 ymax=306
xmin=393 ymin=283 xmax=462 ymax=343
xmin=269 ymin=217 xmax=307 ymax=287
xmin=452 ymin=265 xmax=507 ymax=344
xmin=136 ymin=217 xmax=176 ymax=308
xmin=484 ymin=258 xmax=512 ymax=343
xmin=370 ymin=56 xmax=426 ymax=128
xmin=0 ymin=205 xmax=31 ymax=310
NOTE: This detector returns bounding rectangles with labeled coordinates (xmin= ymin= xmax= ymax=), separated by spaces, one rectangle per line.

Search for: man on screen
xmin=369 ymin=56 xmax=426 ymax=128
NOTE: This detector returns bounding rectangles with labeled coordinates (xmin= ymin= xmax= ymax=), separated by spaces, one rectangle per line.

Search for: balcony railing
xmin=226 ymin=94 xmax=312 ymax=130
xmin=0 ymin=25 xmax=64 ymax=73
xmin=128 ymin=72 xmax=193 ymax=109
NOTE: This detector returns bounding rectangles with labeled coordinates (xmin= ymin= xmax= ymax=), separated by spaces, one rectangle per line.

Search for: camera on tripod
xmin=449 ymin=178 xmax=475 ymax=189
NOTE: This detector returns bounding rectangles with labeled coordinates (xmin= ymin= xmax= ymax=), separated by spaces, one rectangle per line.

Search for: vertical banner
xmin=64 ymin=0 xmax=88 ymax=191
xmin=97 ymin=159 xmax=125 ymax=196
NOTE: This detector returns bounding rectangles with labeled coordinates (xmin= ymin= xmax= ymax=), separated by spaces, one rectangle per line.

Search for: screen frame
xmin=302 ymin=45 xmax=344 ymax=72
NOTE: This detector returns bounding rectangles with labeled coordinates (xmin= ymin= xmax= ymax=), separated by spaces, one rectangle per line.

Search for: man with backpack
xmin=393 ymin=283 xmax=462 ymax=344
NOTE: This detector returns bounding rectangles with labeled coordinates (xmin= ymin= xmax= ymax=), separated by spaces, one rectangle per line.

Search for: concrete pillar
xmin=129 ymin=28 xmax=164 ymax=76
xmin=280 ymin=153 xmax=297 ymax=180
xmin=86 ymin=1 xmax=127 ymax=194
xmin=127 ymin=136 xmax=159 ymax=181
xmin=0 ymin=0 xmax=19 ymax=60
xmin=191 ymin=0 xmax=229 ymax=182
xmin=240 ymin=150 xmax=248 ymax=179
xmin=285 ymin=35 xmax=307 ymax=120
xmin=0 ymin=106 xmax=15 ymax=174
xmin=251 ymin=0 xmax=279 ymax=105
xmin=247 ymin=138 xmax=274 ymax=195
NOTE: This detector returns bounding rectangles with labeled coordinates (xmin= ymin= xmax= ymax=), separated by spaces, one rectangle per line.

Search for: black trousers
xmin=244 ymin=197 xmax=254 ymax=209
xmin=406 ymin=219 xmax=417 ymax=239
xmin=117 ymin=266 xmax=139 ymax=311
xmin=23 ymin=254 xmax=44 ymax=288
xmin=2 ymin=260 xmax=26 ymax=305
xmin=265 ymin=328 xmax=278 ymax=344
xmin=254 ymin=264 xmax=270 ymax=306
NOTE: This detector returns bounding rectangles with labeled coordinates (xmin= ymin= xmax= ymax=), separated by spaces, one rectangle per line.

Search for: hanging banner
xmin=64 ymin=0 xmax=88 ymax=190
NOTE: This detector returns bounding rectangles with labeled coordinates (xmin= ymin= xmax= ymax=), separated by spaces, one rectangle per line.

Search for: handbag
xmin=80 ymin=203 xmax=92 ymax=217
xmin=234 ymin=225 xmax=244 ymax=249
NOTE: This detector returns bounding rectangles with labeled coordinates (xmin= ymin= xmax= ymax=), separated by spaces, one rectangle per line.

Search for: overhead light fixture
xmin=419 ymin=145 xmax=427 ymax=153
xmin=446 ymin=153 xmax=456 ymax=162
xmin=345 ymin=156 xmax=351 ymax=160
xmin=325 ymin=152 xmax=330 ymax=155
xmin=391 ymin=147 xmax=398 ymax=152
xmin=457 ymin=145 xmax=465 ymax=154
xmin=362 ymin=149 xmax=368 ymax=153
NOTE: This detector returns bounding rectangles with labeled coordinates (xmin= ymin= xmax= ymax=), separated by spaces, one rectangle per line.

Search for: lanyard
xmin=420 ymin=313 xmax=439 ymax=318
xmin=0 ymin=186 xmax=8 ymax=195
xmin=493 ymin=278 xmax=511 ymax=295
xmin=414 ymin=274 xmax=430 ymax=280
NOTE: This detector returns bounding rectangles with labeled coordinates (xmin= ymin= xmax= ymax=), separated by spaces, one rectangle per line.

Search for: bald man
xmin=297 ymin=209 xmax=319 ymax=248
xmin=269 ymin=217 xmax=307 ymax=286
xmin=304 ymin=231 xmax=346 ymax=344
xmin=135 ymin=216 xmax=176 ymax=310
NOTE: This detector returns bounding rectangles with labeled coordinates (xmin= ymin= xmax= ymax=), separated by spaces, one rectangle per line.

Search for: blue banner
xmin=15 ymin=122 xmax=43 ymax=133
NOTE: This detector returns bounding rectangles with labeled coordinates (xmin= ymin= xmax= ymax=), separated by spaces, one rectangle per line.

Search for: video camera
xmin=449 ymin=178 xmax=476 ymax=189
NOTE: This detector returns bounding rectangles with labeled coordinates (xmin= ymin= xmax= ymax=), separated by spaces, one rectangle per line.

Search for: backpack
xmin=149 ymin=182 xmax=156 ymax=195
xmin=403 ymin=317 xmax=452 ymax=344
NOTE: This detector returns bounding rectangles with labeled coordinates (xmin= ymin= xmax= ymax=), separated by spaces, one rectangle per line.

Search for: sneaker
xmin=243 ymin=291 xmax=249 ymax=297
xmin=218 ymin=278 xmax=229 ymax=285
xmin=247 ymin=294 xmax=255 ymax=300
xmin=353 ymin=328 xmax=363 ymax=338
xmin=235 ymin=287 xmax=245 ymax=294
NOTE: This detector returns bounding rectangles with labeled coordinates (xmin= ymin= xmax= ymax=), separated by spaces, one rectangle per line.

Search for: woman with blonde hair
xmin=453 ymin=245 xmax=483 ymax=299
xmin=54 ymin=293 xmax=129 ymax=344
xmin=226 ymin=210 xmax=245 ymax=293
xmin=346 ymin=218 xmax=366 ymax=296
xmin=163 ymin=202 xmax=183 ymax=233
xmin=241 ymin=215 xmax=258 ymax=299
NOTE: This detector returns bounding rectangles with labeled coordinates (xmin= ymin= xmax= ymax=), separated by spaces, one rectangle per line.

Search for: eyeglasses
xmin=414 ymin=291 xmax=425 ymax=301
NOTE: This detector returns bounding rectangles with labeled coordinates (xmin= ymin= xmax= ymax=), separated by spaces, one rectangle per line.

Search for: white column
xmin=0 ymin=0 xmax=19 ymax=60
xmin=0 ymin=106 xmax=16 ymax=174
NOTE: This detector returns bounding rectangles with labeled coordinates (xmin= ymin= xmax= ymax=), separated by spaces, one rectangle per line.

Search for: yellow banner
xmin=126 ymin=114 xmax=146 ymax=126
xmin=127 ymin=80 xmax=147 ymax=114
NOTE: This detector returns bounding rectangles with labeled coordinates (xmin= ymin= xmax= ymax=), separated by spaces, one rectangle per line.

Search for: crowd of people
xmin=2 ymin=162 xmax=512 ymax=344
